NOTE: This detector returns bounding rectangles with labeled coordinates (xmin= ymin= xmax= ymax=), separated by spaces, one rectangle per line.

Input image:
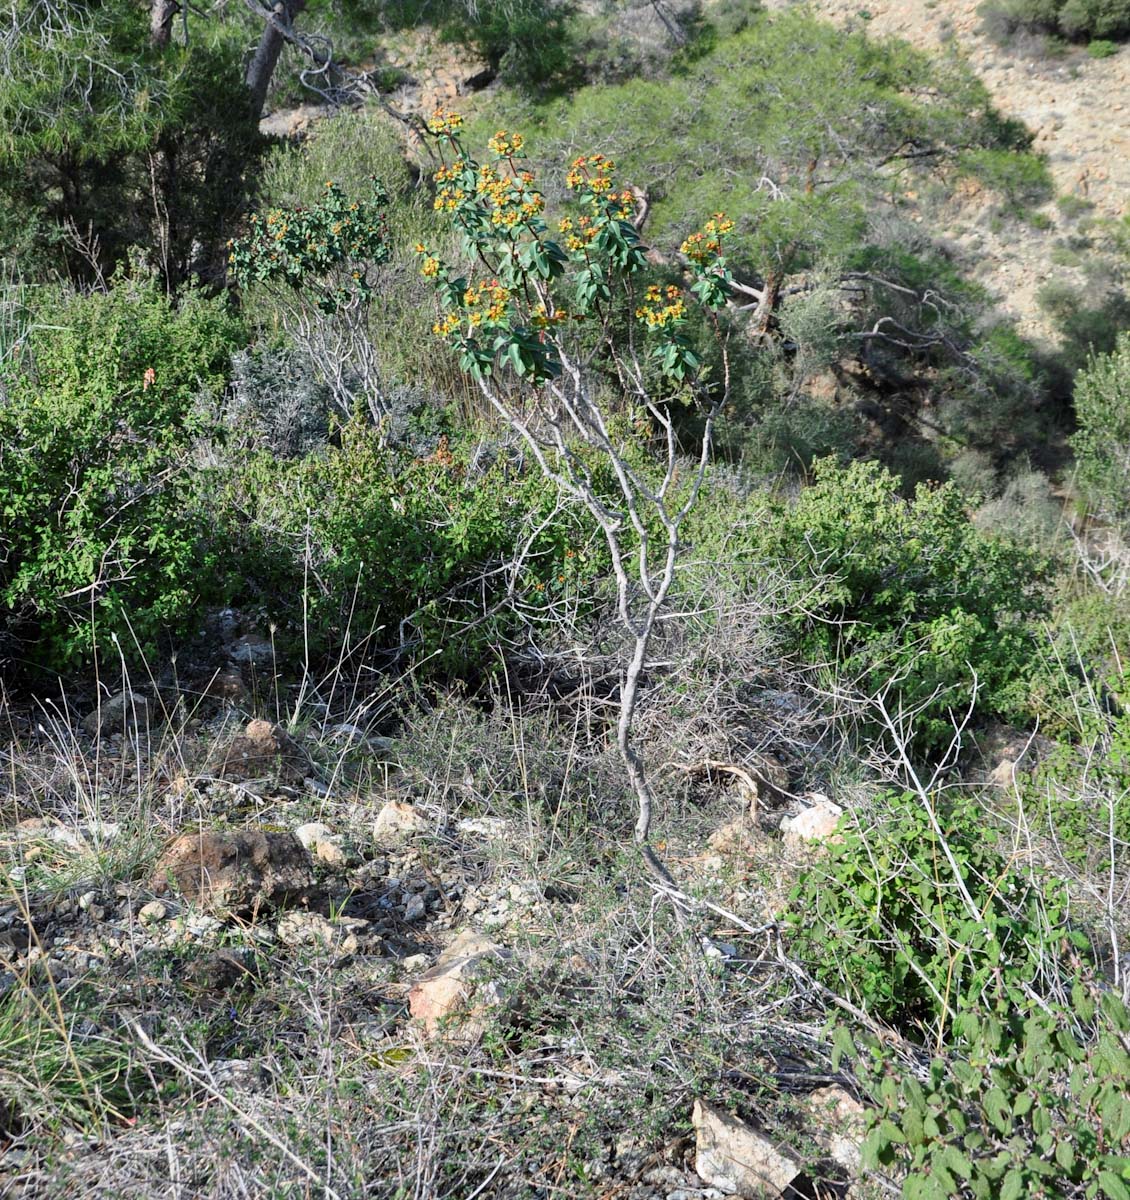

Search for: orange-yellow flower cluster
xmin=487 ymin=130 xmax=525 ymax=157
xmin=530 ymin=302 xmax=570 ymax=331
xmin=680 ymin=213 xmax=734 ymax=264
xmin=426 ymin=108 xmax=463 ymax=135
xmin=433 ymin=160 xmax=466 ymax=183
xmin=565 ymin=153 xmax=615 ymax=194
xmin=463 ymin=278 xmax=512 ymax=327
xmin=635 ymin=283 xmax=686 ymax=330
xmin=559 ymin=214 xmax=598 ymax=253
xmin=434 ymin=186 xmax=467 ymax=213
xmin=433 ymin=312 xmax=461 ymax=338
xmin=472 ymin=162 xmax=545 ymax=229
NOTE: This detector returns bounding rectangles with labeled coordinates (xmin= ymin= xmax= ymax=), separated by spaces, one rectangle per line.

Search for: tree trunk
xmin=245 ymin=0 xmax=306 ymax=118
xmin=150 ymin=0 xmax=178 ymax=48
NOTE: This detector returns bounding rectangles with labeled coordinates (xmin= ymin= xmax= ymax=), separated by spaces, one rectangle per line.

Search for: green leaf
xmin=1000 ymin=1170 xmax=1026 ymax=1200
xmin=1099 ymin=1171 xmax=1130 ymax=1200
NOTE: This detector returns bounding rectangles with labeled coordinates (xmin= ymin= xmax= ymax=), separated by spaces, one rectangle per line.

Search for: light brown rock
xmin=780 ymin=797 xmax=844 ymax=846
xmin=150 ymin=829 xmax=317 ymax=916
xmin=214 ymin=719 xmax=309 ymax=784
xmin=806 ymin=1085 xmax=868 ymax=1175
xmin=407 ymin=929 xmax=510 ymax=1039
xmin=294 ymin=821 xmax=350 ymax=868
xmin=708 ymin=815 xmax=760 ymax=855
xmin=373 ymin=800 xmax=430 ymax=845
xmin=692 ymin=1099 xmax=803 ymax=1197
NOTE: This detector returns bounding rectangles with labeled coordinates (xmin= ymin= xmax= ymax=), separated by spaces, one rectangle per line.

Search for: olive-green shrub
xmin=841 ymin=987 xmax=1130 ymax=1200
xmin=786 ymin=792 xmax=1087 ymax=1036
xmin=762 ymin=458 xmax=1048 ymax=749
xmin=1072 ymin=332 xmax=1130 ymax=534
xmin=224 ymin=422 xmax=613 ymax=671
xmin=0 ymin=275 xmax=246 ymax=668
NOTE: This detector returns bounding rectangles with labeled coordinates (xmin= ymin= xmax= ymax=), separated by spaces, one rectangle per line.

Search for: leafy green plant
xmin=0 ymin=981 xmax=161 ymax=1136
xmin=0 ymin=273 xmax=246 ymax=668
xmin=763 ymin=458 xmax=1048 ymax=749
xmin=786 ymin=792 xmax=1085 ymax=1037
xmin=1072 ymin=332 xmax=1130 ymax=533
xmin=837 ymin=986 xmax=1130 ymax=1199
xmin=226 ymin=422 xmax=613 ymax=670
xmin=228 ymin=177 xmax=391 ymax=312
xmin=980 ymin=0 xmax=1130 ymax=41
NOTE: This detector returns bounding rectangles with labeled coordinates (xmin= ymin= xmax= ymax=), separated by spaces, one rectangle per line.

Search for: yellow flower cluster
xmin=636 ymin=283 xmax=686 ymax=329
xmin=434 ymin=186 xmax=467 ymax=213
xmin=433 ymin=160 xmax=466 ymax=183
xmin=559 ymin=214 xmax=598 ymax=253
xmin=426 ymin=108 xmax=463 ymax=135
xmin=414 ymin=242 xmax=442 ymax=278
xmin=463 ymin=278 xmax=512 ymax=327
xmin=472 ymin=162 xmax=545 ymax=229
xmin=487 ymin=130 xmax=525 ymax=157
xmin=565 ymin=153 xmax=615 ymax=193
xmin=530 ymin=302 xmax=570 ymax=331
xmin=433 ymin=312 xmax=461 ymax=338
xmin=680 ymin=212 xmax=734 ymax=264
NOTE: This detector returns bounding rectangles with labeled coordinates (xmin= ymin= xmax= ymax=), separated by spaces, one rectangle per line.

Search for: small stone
xmin=401 ymin=953 xmax=430 ymax=973
xmin=692 ymin=1099 xmax=803 ymax=1197
xmin=227 ymin=634 xmax=275 ymax=670
xmin=294 ymin=822 xmax=350 ymax=868
xmin=213 ymin=719 xmax=309 ymax=785
xmin=404 ymin=894 xmax=427 ymax=923
xmin=780 ymin=798 xmax=844 ymax=847
xmin=277 ymin=911 xmax=337 ymax=949
xmin=372 ymin=800 xmax=430 ymax=845
xmin=805 ymin=1086 xmax=867 ymax=1175
xmin=82 ymin=692 xmax=152 ymax=738
xmin=139 ymin=900 xmax=168 ymax=925
xmin=77 ymin=891 xmax=97 ymax=911
xmin=407 ymin=929 xmax=512 ymax=1040
xmin=150 ymin=829 xmax=318 ymax=916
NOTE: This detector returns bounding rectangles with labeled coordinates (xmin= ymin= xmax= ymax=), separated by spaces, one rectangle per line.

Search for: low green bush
xmin=841 ymin=987 xmax=1130 ymax=1200
xmin=1072 ymin=332 xmax=1130 ymax=533
xmin=0 ymin=274 xmax=246 ymax=669
xmin=762 ymin=458 xmax=1049 ymax=749
xmin=786 ymin=792 xmax=1087 ymax=1036
xmin=226 ymin=422 xmax=614 ymax=671
xmin=980 ymin=0 xmax=1130 ymax=42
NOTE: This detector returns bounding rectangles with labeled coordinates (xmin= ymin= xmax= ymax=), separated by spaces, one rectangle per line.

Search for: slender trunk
xmin=245 ymin=0 xmax=306 ymax=118
xmin=150 ymin=0 xmax=178 ymax=48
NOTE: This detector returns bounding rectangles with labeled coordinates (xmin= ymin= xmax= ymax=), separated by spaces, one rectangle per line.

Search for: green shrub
xmin=843 ymin=989 xmax=1130 ymax=1200
xmin=227 ymin=422 xmax=614 ymax=670
xmin=1088 ymin=35 xmax=1121 ymax=51
xmin=980 ymin=0 xmax=1130 ymax=41
xmin=1072 ymin=332 xmax=1130 ymax=532
xmin=787 ymin=792 xmax=1087 ymax=1036
xmin=0 ymin=1 xmax=262 ymax=284
xmin=0 ymin=274 xmax=246 ymax=668
xmin=763 ymin=458 xmax=1049 ymax=748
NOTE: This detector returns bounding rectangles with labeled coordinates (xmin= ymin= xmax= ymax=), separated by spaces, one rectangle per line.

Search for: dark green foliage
xmin=842 ymin=990 xmax=1130 ymax=1199
xmin=1071 ymin=333 xmax=1130 ymax=532
xmin=787 ymin=792 xmax=1085 ymax=1034
xmin=483 ymin=12 xmax=1046 ymax=275
xmin=0 ymin=275 xmax=247 ymax=668
xmin=228 ymin=178 xmax=392 ymax=310
xmin=980 ymin=0 xmax=1130 ymax=41
xmin=225 ymin=423 xmax=612 ymax=670
xmin=763 ymin=459 xmax=1048 ymax=748
xmin=0 ymin=0 xmax=263 ymax=284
